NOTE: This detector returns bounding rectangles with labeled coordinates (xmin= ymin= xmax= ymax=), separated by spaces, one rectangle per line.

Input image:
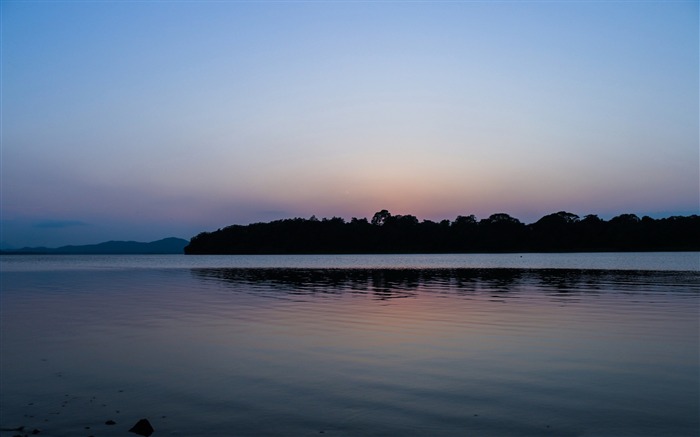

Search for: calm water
xmin=1 ymin=254 xmax=699 ymax=436
xmin=1 ymin=252 xmax=698 ymax=271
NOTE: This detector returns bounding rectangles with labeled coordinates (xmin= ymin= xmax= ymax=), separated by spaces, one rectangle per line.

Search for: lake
xmin=1 ymin=253 xmax=698 ymax=436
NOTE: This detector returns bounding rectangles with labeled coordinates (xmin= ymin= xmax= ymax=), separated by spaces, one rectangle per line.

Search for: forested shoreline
xmin=184 ymin=211 xmax=700 ymax=254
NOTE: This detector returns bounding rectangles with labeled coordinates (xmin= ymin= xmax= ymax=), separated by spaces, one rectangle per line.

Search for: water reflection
xmin=192 ymin=268 xmax=700 ymax=300
xmin=3 ymin=266 xmax=699 ymax=436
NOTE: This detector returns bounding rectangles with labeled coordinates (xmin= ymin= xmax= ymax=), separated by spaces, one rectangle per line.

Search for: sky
xmin=1 ymin=1 xmax=698 ymax=248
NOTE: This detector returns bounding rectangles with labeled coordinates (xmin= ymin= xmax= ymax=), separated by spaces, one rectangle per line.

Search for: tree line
xmin=184 ymin=210 xmax=700 ymax=254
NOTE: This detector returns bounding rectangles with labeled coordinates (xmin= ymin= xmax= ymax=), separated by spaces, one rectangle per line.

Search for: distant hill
xmin=1 ymin=237 xmax=189 ymax=255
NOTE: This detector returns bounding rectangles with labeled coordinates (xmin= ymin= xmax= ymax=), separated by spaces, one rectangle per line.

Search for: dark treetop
xmin=184 ymin=211 xmax=700 ymax=254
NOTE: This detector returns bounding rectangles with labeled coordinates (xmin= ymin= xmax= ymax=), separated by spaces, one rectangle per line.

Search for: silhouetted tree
xmin=477 ymin=213 xmax=528 ymax=251
xmin=608 ymin=214 xmax=642 ymax=250
xmin=530 ymin=211 xmax=580 ymax=251
xmin=183 ymin=210 xmax=700 ymax=254
xmin=450 ymin=215 xmax=478 ymax=251
xmin=371 ymin=210 xmax=391 ymax=226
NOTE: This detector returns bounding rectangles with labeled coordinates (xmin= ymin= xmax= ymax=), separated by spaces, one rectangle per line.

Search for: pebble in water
xmin=128 ymin=418 xmax=155 ymax=437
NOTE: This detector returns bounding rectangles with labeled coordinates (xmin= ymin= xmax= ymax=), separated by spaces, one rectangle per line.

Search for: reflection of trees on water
xmin=191 ymin=269 xmax=698 ymax=301
xmin=194 ymin=269 xmax=428 ymax=300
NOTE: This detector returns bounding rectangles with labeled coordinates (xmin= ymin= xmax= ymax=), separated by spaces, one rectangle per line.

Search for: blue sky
xmin=2 ymin=1 xmax=698 ymax=247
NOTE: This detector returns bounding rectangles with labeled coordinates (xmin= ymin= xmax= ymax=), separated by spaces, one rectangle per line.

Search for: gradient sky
xmin=2 ymin=1 xmax=698 ymax=247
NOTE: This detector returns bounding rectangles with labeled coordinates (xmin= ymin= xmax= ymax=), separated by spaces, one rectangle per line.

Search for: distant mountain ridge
xmin=1 ymin=237 xmax=189 ymax=255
